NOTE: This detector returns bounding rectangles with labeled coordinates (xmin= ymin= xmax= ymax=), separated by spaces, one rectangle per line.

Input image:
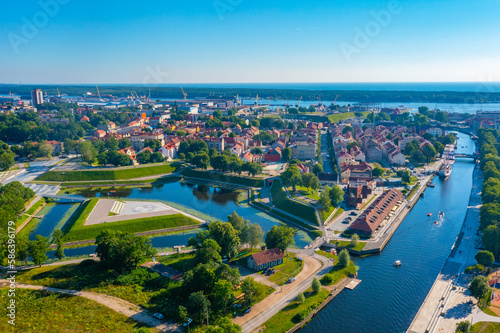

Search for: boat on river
xmin=439 ymin=211 xmax=445 ymax=218
xmin=393 ymin=260 xmax=402 ymax=267
xmin=439 ymin=164 xmax=452 ymax=178
xmin=427 ymin=212 xmax=432 ymax=216
xmin=427 ymin=182 xmax=436 ymax=188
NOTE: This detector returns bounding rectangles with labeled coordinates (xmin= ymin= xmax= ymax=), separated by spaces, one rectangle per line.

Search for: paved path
xmin=0 ymin=280 xmax=180 ymax=332
xmin=235 ymin=249 xmax=332 ymax=333
xmin=407 ymin=164 xmax=483 ymax=333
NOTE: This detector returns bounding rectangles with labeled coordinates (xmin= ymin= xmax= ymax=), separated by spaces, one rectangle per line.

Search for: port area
xmin=406 ymin=164 xmax=495 ymax=333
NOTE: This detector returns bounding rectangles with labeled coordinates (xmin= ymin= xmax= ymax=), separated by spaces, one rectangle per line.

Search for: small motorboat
xmin=434 ymin=221 xmax=439 ymax=224
xmin=394 ymin=260 xmax=402 ymax=267
xmin=439 ymin=211 xmax=445 ymax=218
xmin=427 ymin=213 xmax=432 ymax=216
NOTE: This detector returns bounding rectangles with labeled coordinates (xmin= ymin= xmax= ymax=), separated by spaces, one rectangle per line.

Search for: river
xmin=300 ymin=132 xmax=476 ymax=333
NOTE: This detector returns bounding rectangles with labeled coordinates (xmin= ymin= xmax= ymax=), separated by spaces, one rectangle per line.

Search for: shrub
xmin=338 ymin=249 xmax=350 ymax=268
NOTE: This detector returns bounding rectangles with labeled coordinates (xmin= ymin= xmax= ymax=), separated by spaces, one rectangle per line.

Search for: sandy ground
xmin=233 ymin=254 xmax=321 ymax=327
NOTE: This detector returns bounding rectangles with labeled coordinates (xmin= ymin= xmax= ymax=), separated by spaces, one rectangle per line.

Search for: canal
xmin=300 ymin=132 xmax=476 ymax=333
xmin=45 ymin=180 xmax=314 ymax=260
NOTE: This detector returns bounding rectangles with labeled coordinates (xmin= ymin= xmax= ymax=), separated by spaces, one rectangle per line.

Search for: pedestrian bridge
xmin=454 ymin=153 xmax=478 ymax=159
xmin=42 ymin=194 xmax=88 ymax=202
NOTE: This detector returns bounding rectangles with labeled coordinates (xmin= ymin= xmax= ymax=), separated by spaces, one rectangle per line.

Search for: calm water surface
xmin=301 ymin=132 xmax=476 ymax=333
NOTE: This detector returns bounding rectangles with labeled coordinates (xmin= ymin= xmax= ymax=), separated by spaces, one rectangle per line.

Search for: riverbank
xmin=407 ymin=162 xmax=482 ymax=333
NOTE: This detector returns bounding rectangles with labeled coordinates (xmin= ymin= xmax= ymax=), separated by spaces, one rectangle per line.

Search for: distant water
xmin=103 ymin=82 xmax=500 ymax=92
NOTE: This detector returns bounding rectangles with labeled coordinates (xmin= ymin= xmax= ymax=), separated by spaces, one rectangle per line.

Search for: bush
xmin=292 ymin=310 xmax=309 ymax=323
xmin=296 ymin=292 xmax=305 ymax=303
xmin=338 ymin=249 xmax=350 ymax=268
xmin=475 ymin=251 xmax=495 ymax=266
xmin=312 ymin=278 xmax=321 ymax=294
xmin=79 ymin=259 xmax=97 ymax=268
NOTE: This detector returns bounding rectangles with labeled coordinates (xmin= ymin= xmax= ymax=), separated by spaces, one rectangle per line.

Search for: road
xmin=320 ymin=130 xmax=333 ymax=174
xmin=237 ymin=249 xmax=332 ymax=333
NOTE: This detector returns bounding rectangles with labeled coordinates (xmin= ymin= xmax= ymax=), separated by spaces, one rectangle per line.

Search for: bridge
xmin=454 ymin=153 xmax=479 ymax=160
xmin=42 ymin=194 xmax=88 ymax=202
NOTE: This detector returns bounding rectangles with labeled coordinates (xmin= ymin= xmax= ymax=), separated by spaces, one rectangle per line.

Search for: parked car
xmin=287 ymin=277 xmax=296 ymax=284
xmin=342 ymin=219 xmax=349 ymax=224
xmin=242 ymin=308 xmax=252 ymax=315
xmin=346 ymin=217 xmax=352 ymax=221
xmin=350 ymin=211 xmax=357 ymax=216
xmin=153 ymin=313 xmax=164 ymax=320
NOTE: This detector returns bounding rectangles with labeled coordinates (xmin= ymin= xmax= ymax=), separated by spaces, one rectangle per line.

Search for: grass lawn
xmin=0 ymin=289 xmax=157 ymax=333
xmin=264 ymin=253 xmax=303 ymax=285
xmin=180 ymin=167 xmax=264 ymax=187
xmin=330 ymin=240 xmax=367 ymax=251
xmin=319 ymin=261 xmax=357 ymax=286
xmin=327 ymin=111 xmax=370 ymax=123
xmin=262 ymin=288 xmax=329 ymax=333
xmin=289 ymin=186 xmax=320 ymax=201
xmin=61 ymin=199 xmax=198 ymax=242
xmin=270 ymin=180 xmax=318 ymax=226
xmin=14 ymin=261 xmax=178 ymax=315
xmin=159 ymin=252 xmax=197 ymax=272
xmin=37 ymin=163 xmax=176 ymax=181
xmin=472 ymin=321 xmax=500 ymax=333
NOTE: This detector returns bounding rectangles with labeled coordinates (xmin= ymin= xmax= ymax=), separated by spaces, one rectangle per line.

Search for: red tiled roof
xmin=250 ymin=248 xmax=284 ymax=266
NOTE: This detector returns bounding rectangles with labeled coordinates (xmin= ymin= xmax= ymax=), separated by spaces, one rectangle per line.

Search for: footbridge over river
xmin=42 ymin=194 xmax=88 ymax=202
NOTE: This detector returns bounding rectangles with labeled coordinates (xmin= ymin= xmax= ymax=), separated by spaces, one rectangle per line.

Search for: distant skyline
xmin=1 ymin=0 xmax=499 ymax=84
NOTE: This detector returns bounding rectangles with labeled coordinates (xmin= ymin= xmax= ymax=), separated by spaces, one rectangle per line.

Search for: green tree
xmin=16 ymin=235 xmax=30 ymax=265
xmin=187 ymin=291 xmax=211 ymax=325
xmin=208 ymin=221 xmax=241 ymax=259
xmin=28 ymin=235 xmax=49 ymax=267
xmin=312 ymin=277 xmax=321 ymax=294
xmin=482 ymin=225 xmax=500 ymax=257
xmin=79 ymin=141 xmax=98 ymax=165
xmin=455 ymin=321 xmax=474 ymax=333
xmin=196 ymin=239 xmax=222 ymax=265
xmin=469 ymin=276 xmax=490 ymax=300
xmin=192 ymin=151 xmax=210 ymax=169
xmin=422 ymin=144 xmax=437 ymax=162
xmin=280 ymin=165 xmax=302 ymax=190
xmin=372 ymin=167 xmax=384 ymax=178
xmin=177 ymin=305 xmax=189 ymax=324
xmin=95 ymin=230 xmax=155 ymax=271
xmin=0 ymin=151 xmax=15 ymax=171
xmin=296 ymin=292 xmax=305 ymax=303
xmin=250 ymin=147 xmax=263 ymax=155
xmin=312 ymin=163 xmax=323 ymax=175
xmin=319 ymin=186 xmax=332 ymax=210
xmin=241 ymin=277 xmax=257 ymax=306
xmin=401 ymin=170 xmax=411 ymax=184
xmin=265 ymin=225 xmax=296 ymax=253
xmin=213 ymin=279 xmax=234 ymax=314
xmin=475 ymin=251 xmax=495 ymax=266
xmin=248 ymin=223 xmax=264 ymax=249
xmin=282 ymin=147 xmax=292 ymax=162
xmin=150 ymin=152 xmax=164 ymax=163
xmin=97 ymin=151 xmax=108 ymax=166
xmin=350 ymin=233 xmax=360 ymax=247
xmin=136 ymin=151 xmax=151 ymax=164
xmin=329 ymin=185 xmax=344 ymax=207
xmin=338 ymin=249 xmax=350 ymax=268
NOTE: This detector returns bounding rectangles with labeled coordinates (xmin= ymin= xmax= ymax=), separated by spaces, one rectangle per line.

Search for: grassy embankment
xmin=61 ymin=199 xmax=198 ymax=242
xmin=319 ymin=206 xmax=344 ymax=224
xmin=472 ymin=321 xmax=500 ymax=332
xmin=0 ymin=289 xmax=157 ymax=333
xmin=329 ymin=239 xmax=367 ymax=252
xmin=262 ymin=287 xmax=330 ymax=333
xmin=180 ymin=167 xmax=264 ymax=187
xmin=327 ymin=111 xmax=371 ymax=123
xmin=16 ymin=197 xmax=46 ymax=228
xmin=316 ymin=250 xmax=357 ymax=285
xmin=271 ymin=180 xmax=318 ymax=226
xmin=264 ymin=253 xmax=303 ymax=285
xmin=37 ymin=163 xmax=177 ymax=182
xmin=288 ymin=185 xmax=320 ymax=201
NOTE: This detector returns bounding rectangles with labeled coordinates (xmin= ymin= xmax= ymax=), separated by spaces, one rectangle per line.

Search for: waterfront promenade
xmin=407 ymin=164 xmax=490 ymax=333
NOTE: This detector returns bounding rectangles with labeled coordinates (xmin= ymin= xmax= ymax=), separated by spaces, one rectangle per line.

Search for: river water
xmin=300 ymin=132 xmax=476 ymax=333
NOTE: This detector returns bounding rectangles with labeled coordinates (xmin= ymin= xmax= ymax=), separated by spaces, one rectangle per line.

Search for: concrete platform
xmin=345 ymin=279 xmax=361 ymax=290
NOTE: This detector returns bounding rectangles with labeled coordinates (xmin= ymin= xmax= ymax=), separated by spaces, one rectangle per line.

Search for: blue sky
xmin=0 ymin=0 xmax=499 ymax=84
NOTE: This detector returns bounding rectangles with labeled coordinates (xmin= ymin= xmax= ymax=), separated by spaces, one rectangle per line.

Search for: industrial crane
xmin=255 ymin=94 xmax=259 ymax=106
xmin=180 ymin=85 xmax=187 ymax=100
xmin=96 ymin=85 xmax=101 ymax=99
xmin=296 ymin=96 xmax=302 ymax=108
xmin=57 ymin=88 xmax=61 ymax=97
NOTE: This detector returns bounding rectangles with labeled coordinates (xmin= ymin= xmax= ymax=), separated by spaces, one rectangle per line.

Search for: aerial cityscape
xmin=2 ymin=1 xmax=500 ymax=333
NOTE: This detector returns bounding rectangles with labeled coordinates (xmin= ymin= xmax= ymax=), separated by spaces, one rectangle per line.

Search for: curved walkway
xmin=0 ymin=280 xmax=180 ymax=333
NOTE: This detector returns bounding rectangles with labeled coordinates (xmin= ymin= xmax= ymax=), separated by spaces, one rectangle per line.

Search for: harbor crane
xmin=255 ymin=94 xmax=259 ymax=106
xmin=57 ymin=88 xmax=61 ymax=97
xmin=180 ymin=85 xmax=187 ymax=100
xmin=296 ymin=96 xmax=302 ymax=108
xmin=96 ymin=85 xmax=101 ymax=99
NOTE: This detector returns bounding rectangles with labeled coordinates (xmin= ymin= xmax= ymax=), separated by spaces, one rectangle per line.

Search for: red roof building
xmin=246 ymin=248 xmax=284 ymax=271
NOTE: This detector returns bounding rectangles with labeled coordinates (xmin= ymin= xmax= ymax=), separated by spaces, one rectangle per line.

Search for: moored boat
xmin=439 ymin=164 xmax=452 ymax=178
